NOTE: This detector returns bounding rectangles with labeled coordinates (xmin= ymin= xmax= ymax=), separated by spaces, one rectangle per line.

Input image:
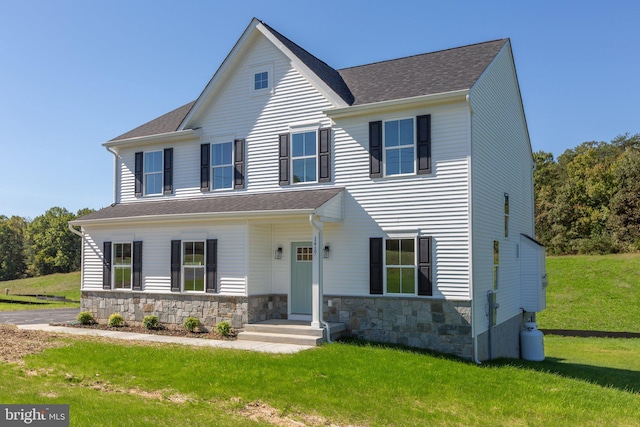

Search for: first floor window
xmin=291 ymin=131 xmax=317 ymax=183
xmin=384 ymin=118 xmax=414 ymax=176
xmin=113 ymin=243 xmax=132 ymax=289
xmin=386 ymin=238 xmax=416 ymax=294
xmin=183 ymin=241 xmax=205 ymax=291
xmin=144 ymin=151 xmax=163 ymax=195
xmin=211 ymin=142 xmax=233 ymax=190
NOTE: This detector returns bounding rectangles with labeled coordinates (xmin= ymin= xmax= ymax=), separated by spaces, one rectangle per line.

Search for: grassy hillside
xmin=0 ymin=272 xmax=80 ymax=310
xmin=537 ymin=253 xmax=640 ymax=332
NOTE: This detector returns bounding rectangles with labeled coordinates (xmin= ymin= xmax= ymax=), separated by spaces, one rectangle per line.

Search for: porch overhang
xmin=70 ymin=187 xmax=345 ymax=227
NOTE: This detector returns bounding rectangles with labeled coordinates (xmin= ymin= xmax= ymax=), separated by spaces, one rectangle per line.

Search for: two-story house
xmin=70 ymin=18 xmax=546 ymax=360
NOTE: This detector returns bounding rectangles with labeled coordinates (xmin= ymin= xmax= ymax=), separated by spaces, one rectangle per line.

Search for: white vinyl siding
xmin=81 ymin=222 xmax=247 ymax=295
xmin=469 ymin=42 xmax=535 ymax=334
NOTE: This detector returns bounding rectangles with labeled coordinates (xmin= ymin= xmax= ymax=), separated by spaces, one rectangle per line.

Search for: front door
xmin=290 ymin=242 xmax=312 ymax=317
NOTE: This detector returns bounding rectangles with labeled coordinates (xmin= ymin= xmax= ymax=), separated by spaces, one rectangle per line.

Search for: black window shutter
xmin=369 ymin=121 xmax=382 ymax=178
xmin=163 ymin=148 xmax=173 ymax=194
xmin=134 ymin=152 xmax=143 ymax=197
xmin=369 ymin=237 xmax=383 ymax=294
xmin=200 ymin=144 xmax=210 ymax=191
xmin=170 ymin=240 xmax=181 ymax=292
xmin=234 ymin=139 xmax=245 ymax=189
xmin=206 ymin=239 xmax=218 ymax=293
xmin=102 ymin=241 xmax=112 ymax=290
xmin=417 ymin=115 xmax=432 ymax=175
xmin=132 ymin=241 xmax=143 ymax=291
xmin=418 ymin=236 xmax=433 ymax=296
xmin=278 ymin=133 xmax=290 ymax=185
xmin=318 ymin=128 xmax=331 ymax=182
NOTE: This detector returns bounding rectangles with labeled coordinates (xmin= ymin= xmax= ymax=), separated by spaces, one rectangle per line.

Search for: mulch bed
xmin=58 ymin=322 xmax=237 ymax=340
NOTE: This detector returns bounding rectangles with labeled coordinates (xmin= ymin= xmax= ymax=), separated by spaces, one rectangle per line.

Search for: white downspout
xmin=309 ymin=214 xmax=332 ymax=343
xmin=105 ymin=146 xmax=119 ymax=204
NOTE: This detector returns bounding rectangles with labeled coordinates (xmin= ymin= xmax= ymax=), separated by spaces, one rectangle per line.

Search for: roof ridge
xmin=337 ymin=38 xmax=508 ymax=72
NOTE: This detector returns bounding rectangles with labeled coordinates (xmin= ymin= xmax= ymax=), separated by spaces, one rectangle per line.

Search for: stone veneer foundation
xmin=323 ymin=295 xmax=473 ymax=359
xmin=82 ymin=291 xmax=473 ymax=359
xmin=81 ymin=291 xmax=287 ymax=330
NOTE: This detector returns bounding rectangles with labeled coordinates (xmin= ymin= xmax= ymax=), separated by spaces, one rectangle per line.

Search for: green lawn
xmin=0 ymin=272 xmax=80 ymax=311
xmin=0 ymin=337 xmax=637 ymax=426
xmin=537 ymin=253 xmax=640 ymax=332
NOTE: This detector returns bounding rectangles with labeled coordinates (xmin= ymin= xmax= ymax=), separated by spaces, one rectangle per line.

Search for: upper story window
xmin=211 ymin=142 xmax=233 ymax=190
xmin=134 ymin=149 xmax=172 ymax=197
xmin=291 ymin=131 xmax=317 ymax=183
xmin=369 ymin=115 xmax=430 ymax=179
xmin=384 ymin=119 xmax=415 ymax=176
xmin=144 ymin=151 xmax=163 ymax=195
xmin=254 ymin=71 xmax=269 ymax=90
xmin=504 ymin=193 xmax=510 ymax=238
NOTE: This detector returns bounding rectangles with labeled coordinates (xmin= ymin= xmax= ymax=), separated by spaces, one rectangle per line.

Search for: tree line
xmin=535 ymin=133 xmax=640 ymax=255
xmin=0 ymin=207 xmax=93 ymax=281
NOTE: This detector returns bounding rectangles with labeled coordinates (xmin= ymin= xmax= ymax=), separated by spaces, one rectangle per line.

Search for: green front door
xmin=291 ymin=242 xmax=312 ymax=316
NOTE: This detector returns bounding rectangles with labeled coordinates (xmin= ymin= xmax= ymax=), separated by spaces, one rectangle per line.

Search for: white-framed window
xmin=384 ymin=118 xmax=415 ymax=176
xmin=251 ymin=63 xmax=273 ymax=94
xmin=144 ymin=151 xmax=163 ymax=195
xmin=254 ymin=71 xmax=269 ymax=90
xmin=385 ymin=238 xmax=416 ymax=294
xmin=113 ymin=243 xmax=132 ymax=290
xmin=183 ymin=241 xmax=205 ymax=292
xmin=211 ymin=141 xmax=233 ymax=190
xmin=291 ymin=131 xmax=317 ymax=183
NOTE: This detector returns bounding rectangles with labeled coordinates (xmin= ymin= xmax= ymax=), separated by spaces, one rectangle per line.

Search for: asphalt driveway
xmin=0 ymin=308 xmax=79 ymax=325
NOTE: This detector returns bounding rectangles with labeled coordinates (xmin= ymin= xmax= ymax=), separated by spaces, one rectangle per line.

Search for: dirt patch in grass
xmin=235 ymin=398 xmax=364 ymax=427
xmin=63 ymin=322 xmax=237 ymax=340
xmin=0 ymin=324 xmax=67 ymax=364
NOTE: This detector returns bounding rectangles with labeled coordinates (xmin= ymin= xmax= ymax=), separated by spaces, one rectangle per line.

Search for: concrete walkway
xmin=17 ymin=324 xmax=314 ymax=354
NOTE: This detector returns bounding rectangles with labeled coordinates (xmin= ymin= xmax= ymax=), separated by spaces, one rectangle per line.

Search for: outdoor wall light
xmin=323 ymin=244 xmax=330 ymax=259
xmin=275 ymin=246 xmax=283 ymax=260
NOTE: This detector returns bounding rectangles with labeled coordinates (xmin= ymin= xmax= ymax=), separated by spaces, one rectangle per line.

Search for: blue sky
xmin=1 ymin=0 xmax=638 ymax=219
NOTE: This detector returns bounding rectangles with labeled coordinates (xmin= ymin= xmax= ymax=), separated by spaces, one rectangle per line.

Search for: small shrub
xmin=183 ymin=317 xmax=200 ymax=332
xmin=142 ymin=315 xmax=159 ymax=330
xmin=76 ymin=311 xmax=94 ymax=325
xmin=108 ymin=313 xmax=124 ymax=327
xmin=215 ymin=321 xmax=232 ymax=337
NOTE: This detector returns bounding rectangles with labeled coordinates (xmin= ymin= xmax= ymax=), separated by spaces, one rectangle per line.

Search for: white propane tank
xmin=520 ymin=322 xmax=545 ymax=361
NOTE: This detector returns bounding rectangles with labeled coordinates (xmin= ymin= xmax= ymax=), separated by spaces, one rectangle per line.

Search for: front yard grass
xmin=1 ymin=335 xmax=638 ymax=426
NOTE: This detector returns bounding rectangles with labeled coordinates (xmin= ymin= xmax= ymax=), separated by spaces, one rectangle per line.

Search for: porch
xmin=238 ymin=319 xmax=346 ymax=346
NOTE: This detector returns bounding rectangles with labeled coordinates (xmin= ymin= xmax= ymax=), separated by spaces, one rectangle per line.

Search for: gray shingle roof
xmin=110 ymin=101 xmax=196 ymax=142
xmin=75 ymin=188 xmax=344 ymax=223
xmin=338 ymin=39 xmax=508 ymax=105
xmin=108 ymin=22 xmax=507 ymax=141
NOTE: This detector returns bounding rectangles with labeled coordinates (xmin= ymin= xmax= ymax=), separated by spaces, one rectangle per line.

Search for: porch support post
xmin=310 ymin=214 xmax=323 ymax=329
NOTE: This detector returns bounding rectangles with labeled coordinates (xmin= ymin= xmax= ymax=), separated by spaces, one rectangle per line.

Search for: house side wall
xmin=469 ymin=43 xmax=534 ymax=342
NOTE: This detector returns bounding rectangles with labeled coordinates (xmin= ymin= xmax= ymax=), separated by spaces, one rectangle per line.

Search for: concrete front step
xmin=238 ymin=320 xmax=346 ymax=346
